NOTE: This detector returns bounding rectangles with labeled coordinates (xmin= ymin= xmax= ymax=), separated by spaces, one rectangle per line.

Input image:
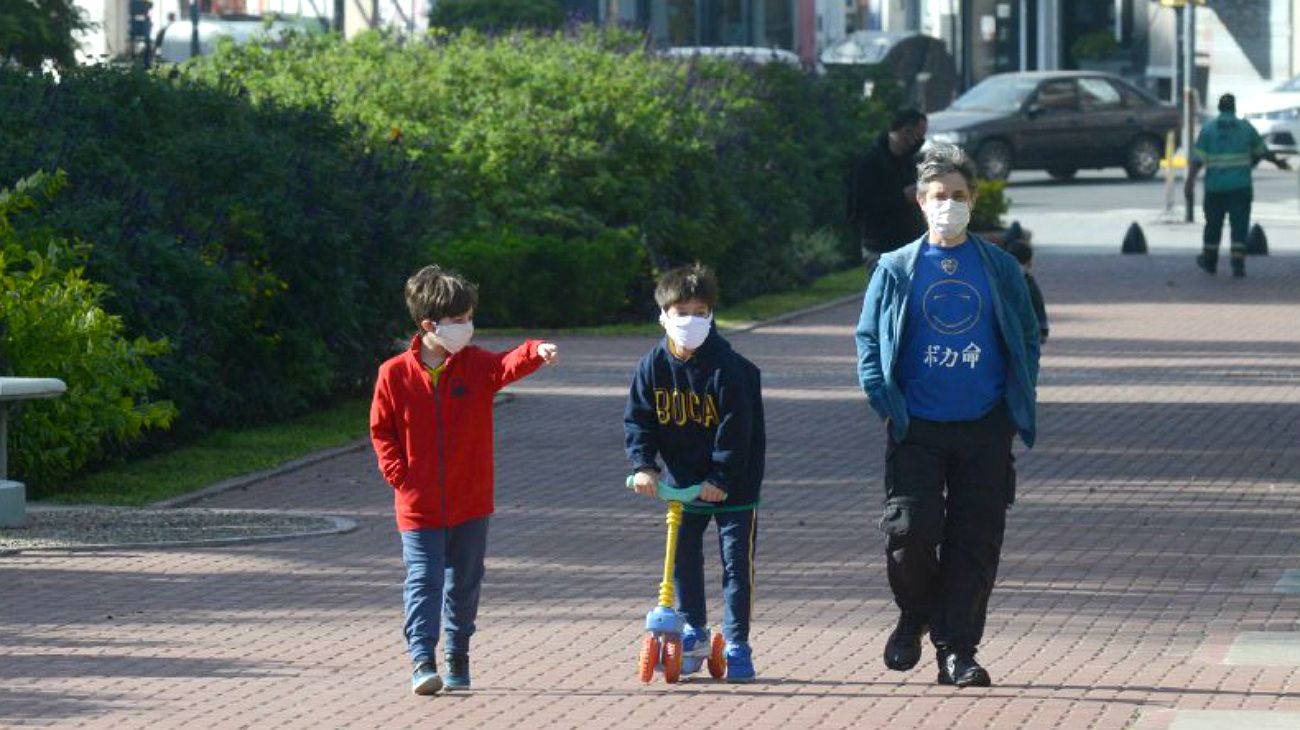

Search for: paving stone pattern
xmin=2 ymin=253 xmax=1298 ymax=729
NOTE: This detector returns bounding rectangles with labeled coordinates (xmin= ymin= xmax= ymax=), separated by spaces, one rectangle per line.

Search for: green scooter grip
xmin=625 ymin=475 xmax=727 ymax=503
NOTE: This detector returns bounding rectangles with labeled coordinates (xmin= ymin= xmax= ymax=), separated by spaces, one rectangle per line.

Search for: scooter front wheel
xmin=638 ymin=634 xmax=660 ymax=684
xmin=707 ymin=631 xmax=726 ymax=679
xmin=662 ymin=636 xmax=683 ymax=684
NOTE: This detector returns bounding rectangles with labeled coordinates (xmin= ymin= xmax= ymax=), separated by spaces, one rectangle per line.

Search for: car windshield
xmin=949 ymin=76 xmax=1040 ymax=112
xmin=1274 ymin=76 xmax=1300 ymax=92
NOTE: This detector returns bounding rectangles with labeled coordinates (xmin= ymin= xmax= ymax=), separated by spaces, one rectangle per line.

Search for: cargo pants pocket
xmin=878 ymin=495 xmax=944 ymax=544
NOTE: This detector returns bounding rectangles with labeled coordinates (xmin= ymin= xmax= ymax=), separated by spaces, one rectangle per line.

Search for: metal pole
xmin=0 ymin=403 xmax=8 ymax=480
xmin=189 ymin=0 xmax=200 ymax=59
xmin=1175 ymin=6 xmax=1185 ymax=103
xmin=1019 ymin=0 xmax=1027 ymax=71
xmin=1183 ymin=2 xmax=1195 ymax=222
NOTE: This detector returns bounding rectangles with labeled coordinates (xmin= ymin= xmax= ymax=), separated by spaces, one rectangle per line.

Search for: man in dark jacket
xmin=848 ymin=108 xmax=929 ymax=263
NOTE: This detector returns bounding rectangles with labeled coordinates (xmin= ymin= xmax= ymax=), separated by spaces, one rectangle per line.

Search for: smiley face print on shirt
xmin=921 ymin=279 xmax=983 ymax=335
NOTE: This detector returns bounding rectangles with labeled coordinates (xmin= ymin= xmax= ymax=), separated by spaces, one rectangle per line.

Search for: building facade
xmin=862 ymin=1 xmax=1299 ymax=100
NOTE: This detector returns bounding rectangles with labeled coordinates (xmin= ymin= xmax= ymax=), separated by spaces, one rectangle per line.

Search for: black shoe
xmin=1231 ymin=265 xmax=1245 ymax=278
xmin=937 ymin=650 xmax=991 ymax=687
xmin=1196 ymin=253 xmax=1217 ymax=275
xmin=883 ymin=614 xmax=928 ymax=671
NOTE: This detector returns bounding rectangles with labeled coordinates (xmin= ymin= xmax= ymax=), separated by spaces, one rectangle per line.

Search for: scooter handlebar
xmin=624 ymin=475 xmax=725 ymax=503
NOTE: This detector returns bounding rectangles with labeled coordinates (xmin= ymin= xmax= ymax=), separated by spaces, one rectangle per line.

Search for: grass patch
xmin=44 ymin=398 xmax=371 ymax=506
xmin=482 ymin=266 xmax=866 ymax=337
xmin=48 ymin=266 xmax=865 ymax=506
xmin=715 ymin=267 xmax=866 ymax=329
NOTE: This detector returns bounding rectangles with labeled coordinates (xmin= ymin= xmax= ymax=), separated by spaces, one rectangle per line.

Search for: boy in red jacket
xmin=370 ymin=265 xmax=557 ymax=696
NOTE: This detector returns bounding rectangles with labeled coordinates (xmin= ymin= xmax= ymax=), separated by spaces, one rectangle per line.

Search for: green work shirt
xmin=1193 ymin=112 xmax=1267 ymax=193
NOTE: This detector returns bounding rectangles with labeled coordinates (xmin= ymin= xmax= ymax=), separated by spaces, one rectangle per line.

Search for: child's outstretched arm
xmin=369 ymin=373 xmax=408 ymax=489
xmin=488 ymin=340 xmax=556 ymax=392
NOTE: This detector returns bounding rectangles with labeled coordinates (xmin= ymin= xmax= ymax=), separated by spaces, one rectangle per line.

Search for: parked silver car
xmin=155 ymin=13 xmax=324 ymax=64
xmin=1240 ymin=76 xmax=1300 ymax=155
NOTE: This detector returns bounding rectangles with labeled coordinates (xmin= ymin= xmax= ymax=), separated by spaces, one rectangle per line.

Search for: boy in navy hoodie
xmin=624 ymin=263 xmax=766 ymax=682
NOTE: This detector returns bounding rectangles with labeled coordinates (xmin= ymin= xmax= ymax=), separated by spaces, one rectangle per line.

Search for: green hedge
xmin=439 ymin=228 xmax=645 ymax=328
xmin=0 ymin=66 xmax=432 ymax=438
xmin=0 ymin=171 xmax=176 ymax=490
xmin=1 ymin=29 xmax=885 ymax=490
xmin=185 ymin=28 xmax=885 ymax=303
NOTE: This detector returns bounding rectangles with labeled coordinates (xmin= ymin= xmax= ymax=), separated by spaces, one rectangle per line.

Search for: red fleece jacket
xmin=369 ymin=335 xmax=544 ymax=531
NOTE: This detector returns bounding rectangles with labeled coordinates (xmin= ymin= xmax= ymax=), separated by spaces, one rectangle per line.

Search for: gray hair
xmin=917 ymin=144 xmax=978 ymax=194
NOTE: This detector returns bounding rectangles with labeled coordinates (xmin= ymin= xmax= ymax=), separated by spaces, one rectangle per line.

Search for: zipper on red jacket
xmin=434 ymin=370 xmax=448 ymax=530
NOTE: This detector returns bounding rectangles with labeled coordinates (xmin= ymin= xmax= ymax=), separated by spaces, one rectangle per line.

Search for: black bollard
xmin=1246 ymin=223 xmax=1269 ymax=255
xmin=1121 ymin=222 xmax=1147 ymax=254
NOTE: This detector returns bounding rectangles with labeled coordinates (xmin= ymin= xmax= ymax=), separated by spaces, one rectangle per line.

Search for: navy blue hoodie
xmin=624 ymin=326 xmax=765 ymax=511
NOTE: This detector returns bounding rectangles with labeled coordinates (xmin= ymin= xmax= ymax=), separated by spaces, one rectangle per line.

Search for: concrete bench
xmin=1 ymin=377 xmax=68 ymax=527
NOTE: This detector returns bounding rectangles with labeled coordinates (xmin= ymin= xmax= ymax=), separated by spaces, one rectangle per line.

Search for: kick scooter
xmin=626 ymin=475 xmax=727 ymax=684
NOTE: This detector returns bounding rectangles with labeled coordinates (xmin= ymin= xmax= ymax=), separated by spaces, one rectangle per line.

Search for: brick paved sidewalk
xmin=2 ymin=252 xmax=1298 ymax=729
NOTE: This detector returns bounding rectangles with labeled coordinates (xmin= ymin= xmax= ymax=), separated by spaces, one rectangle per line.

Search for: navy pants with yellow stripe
xmin=674 ymin=509 xmax=758 ymax=645
xmin=1203 ymin=188 xmax=1253 ymax=271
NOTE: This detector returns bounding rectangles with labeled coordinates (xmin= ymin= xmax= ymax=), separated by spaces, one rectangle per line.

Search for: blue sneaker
xmin=443 ymin=653 xmax=470 ymax=691
xmin=411 ymin=661 xmax=443 ymax=696
xmin=725 ymin=643 xmax=755 ymax=683
xmin=681 ymin=625 xmax=710 ymax=675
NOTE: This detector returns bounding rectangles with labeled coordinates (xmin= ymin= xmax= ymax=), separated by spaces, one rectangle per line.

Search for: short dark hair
xmin=405 ymin=265 xmax=478 ymax=327
xmin=917 ymin=144 xmax=977 ymax=195
xmin=654 ymin=263 xmax=719 ymax=310
xmin=1218 ymin=93 xmax=1236 ymax=113
xmin=890 ymin=108 xmax=927 ymax=131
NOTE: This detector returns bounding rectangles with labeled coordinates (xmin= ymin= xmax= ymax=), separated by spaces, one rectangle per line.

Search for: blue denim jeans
xmin=400 ymin=517 xmax=489 ymax=664
xmin=673 ymin=509 xmax=759 ymax=645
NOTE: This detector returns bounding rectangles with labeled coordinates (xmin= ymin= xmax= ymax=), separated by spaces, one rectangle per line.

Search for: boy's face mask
xmin=660 ymin=312 xmax=712 ymax=351
xmin=432 ymin=320 xmax=474 ymax=354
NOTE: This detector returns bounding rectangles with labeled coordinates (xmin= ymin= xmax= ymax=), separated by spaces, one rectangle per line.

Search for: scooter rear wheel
xmin=638 ymin=635 xmax=660 ymax=684
xmin=662 ymin=636 xmax=683 ymax=684
xmin=707 ymin=631 xmax=726 ymax=679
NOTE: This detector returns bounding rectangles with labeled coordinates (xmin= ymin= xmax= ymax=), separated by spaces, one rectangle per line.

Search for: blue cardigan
xmin=855 ymin=235 xmax=1041 ymax=447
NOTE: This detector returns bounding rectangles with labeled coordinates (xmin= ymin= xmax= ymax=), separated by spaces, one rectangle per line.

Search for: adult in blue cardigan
xmin=855 ymin=144 xmax=1041 ymax=688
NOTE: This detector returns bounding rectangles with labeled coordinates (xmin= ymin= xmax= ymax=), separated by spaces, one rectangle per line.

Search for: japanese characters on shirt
xmin=919 ymin=255 xmax=983 ymax=372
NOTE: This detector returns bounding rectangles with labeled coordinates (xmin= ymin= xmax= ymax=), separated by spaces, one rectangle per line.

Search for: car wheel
xmin=1047 ymin=167 xmax=1077 ymax=180
xmin=976 ymin=141 xmax=1012 ymax=181
xmin=1125 ymin=136 xmax=1162 ymax=179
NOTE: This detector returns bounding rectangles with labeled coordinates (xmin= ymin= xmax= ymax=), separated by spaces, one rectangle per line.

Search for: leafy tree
xmin=0 ymin=0 xmax=89 ymax=69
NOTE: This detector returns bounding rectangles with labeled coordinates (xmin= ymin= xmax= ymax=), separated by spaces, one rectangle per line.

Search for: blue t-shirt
xmin=897 ymin=239 xmax=1007 ymax=422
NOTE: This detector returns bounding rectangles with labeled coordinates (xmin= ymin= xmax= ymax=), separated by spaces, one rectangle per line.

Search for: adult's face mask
xmin=926 ymin=199 xmax=971 ymax=240
xmin=660 ymin=312 xmax=712 ymax=350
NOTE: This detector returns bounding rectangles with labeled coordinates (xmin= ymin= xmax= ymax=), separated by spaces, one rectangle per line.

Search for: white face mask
xmin=431 ymin=320 xmax=474 ymax=354
xmin=660 ymin=312 xmax=712 ymax=351
xmin=926 ymin=199 xmax=971 ymax=240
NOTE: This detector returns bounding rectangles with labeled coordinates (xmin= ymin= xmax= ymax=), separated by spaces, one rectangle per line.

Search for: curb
xmin=2 ymin=510 xmax=357 ymax=555
xmin=151 ymin=441 xmax=372 ymax=508
xmin=150 ymin=392 xmax=516 ymax=509
xmin=723 ymin=291 xmax=865 ymax=334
